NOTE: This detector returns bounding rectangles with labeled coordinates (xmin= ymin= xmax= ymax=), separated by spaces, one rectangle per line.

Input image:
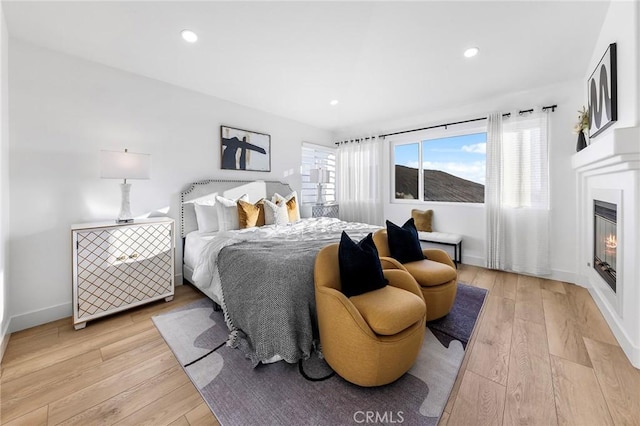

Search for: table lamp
xmin=310 ymin=167 xmax=329 ymax=205
xmin=100 ymin=149 xmax=151 ymax=223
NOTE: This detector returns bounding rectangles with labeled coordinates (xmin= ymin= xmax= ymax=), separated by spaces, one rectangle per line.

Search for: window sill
xmin=389 ymin=199 xmax=485 ymax=208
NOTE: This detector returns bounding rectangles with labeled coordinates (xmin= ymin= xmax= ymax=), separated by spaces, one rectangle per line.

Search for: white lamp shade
xmin=310 ymin=168 xmax=329 ymax=183
xmin=100 ymin=150 xmax=151 ymax=180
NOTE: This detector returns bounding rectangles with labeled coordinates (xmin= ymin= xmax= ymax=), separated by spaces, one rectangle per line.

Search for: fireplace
xmin=572 ymin=125 xmax=639 ymax=367
xmin=593 ymin=200 xmax=617 ymax=292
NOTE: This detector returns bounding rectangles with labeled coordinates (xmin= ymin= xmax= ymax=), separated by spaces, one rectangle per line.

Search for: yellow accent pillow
xmin=237 ymin=199 xmax=265 ymax=229
xmin=285 ymin=197 xmax=298 ymax=223
xmin=411 ymin=209 xmax=433 ymax=232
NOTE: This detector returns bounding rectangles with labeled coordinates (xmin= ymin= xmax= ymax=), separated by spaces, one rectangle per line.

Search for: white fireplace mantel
xmin=572 ymin=126 xmax=640 ymax=170
xmin=572 ymin=125 xmax=640 ymax=368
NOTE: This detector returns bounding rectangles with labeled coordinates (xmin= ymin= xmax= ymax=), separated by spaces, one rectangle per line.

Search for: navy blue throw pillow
xmin=386 ymin=218 xmax=425 ymax=264
xmin=338 ymin=231 xmax=388 ymax=297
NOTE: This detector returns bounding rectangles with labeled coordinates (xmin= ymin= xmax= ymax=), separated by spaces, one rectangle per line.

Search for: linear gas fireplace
xmin=594 ymin=200 xmax=617 ymax=292
xmin=573 ymin=126 xmax=640 ymax=367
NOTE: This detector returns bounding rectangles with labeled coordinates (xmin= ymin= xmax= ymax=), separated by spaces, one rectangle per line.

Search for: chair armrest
xmin=384 ymin=269 xmax=424 ymax=302
xmin=423 ymin=249 xmax=455 ymax=269
xmin=316 ymin=287 xmax=377 ymax=339
xmin=379 ymin=256 xmax=408 ymax=272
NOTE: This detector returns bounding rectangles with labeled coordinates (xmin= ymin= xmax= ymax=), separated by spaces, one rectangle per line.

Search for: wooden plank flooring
xmin=0 ymin=285 xmax=212 ymax=426
xmin=1 ymin=266 xmax=638 ymax=425
xmin=444 ymin=265 xmax=639 ymax=426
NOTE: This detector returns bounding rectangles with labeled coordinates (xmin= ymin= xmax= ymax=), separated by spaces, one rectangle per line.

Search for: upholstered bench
xmin=417 ymin=231 xmax=463 ymax=266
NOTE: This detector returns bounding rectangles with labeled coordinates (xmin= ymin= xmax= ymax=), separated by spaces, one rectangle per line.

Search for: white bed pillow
xmin=272 ymin=191 xmax=300 ymax=222
xmin=215 ymin=194 xmax=249 ymax=231
xmin=194 ymin=203 xmax=219 ymax=233
xmin=263 ymin=199 xmax=290 ymax=226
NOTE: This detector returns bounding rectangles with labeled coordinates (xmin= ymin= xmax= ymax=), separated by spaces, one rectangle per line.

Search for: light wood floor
xmin=1 ymin=265 xmax=639 ymax=425
xmin=442 ymin=265 xmax=640 ymax=426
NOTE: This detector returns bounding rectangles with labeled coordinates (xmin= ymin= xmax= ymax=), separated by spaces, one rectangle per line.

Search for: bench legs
xmin=455 ymin=241 xmax=462 ymax=266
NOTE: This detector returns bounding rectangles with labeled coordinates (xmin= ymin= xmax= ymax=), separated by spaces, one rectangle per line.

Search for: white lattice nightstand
xmin=71 ymin=217 xmax=175 ymax=330
xmin=312 ymin=204 xmax=339 ymax=219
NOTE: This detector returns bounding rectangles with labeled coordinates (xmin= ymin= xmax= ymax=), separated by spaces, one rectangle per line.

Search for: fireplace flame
xmin=605 ymin=234 xmax=617 ymax=249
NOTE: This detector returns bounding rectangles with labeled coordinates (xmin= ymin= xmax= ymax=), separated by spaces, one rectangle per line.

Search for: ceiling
xmin=4 ymin=1 xmax=610 ymax=132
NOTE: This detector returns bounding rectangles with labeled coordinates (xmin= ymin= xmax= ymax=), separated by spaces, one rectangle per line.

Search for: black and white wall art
xmin=220 ymin=126 xmax=271 ymax=172
xmin=588 ymin=42 xmax=617 ymax=138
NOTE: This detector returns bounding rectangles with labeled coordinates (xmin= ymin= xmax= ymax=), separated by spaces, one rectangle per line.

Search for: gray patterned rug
xmin=152 ymin=283 xmax=486 ymax=426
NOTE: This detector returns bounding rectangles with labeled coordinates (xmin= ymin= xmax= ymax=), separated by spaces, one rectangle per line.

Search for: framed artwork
xmin=220 ymin=126 xmax=271 ymax=172
xmin=588 ymin=42 xmax=617 ymax=138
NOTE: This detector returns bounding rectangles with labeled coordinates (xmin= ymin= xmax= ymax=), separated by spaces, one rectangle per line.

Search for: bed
xmin=180 ymin=179 xmax=380 ymax=366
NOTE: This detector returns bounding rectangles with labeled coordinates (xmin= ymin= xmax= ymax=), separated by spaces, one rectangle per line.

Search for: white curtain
xmin=485 ymin=111 xmax=551 ymax=275
xmin=337 ymin=136 xmax=384 ymax=225
xmin=485 ymin=113 xmax=504 ymax=270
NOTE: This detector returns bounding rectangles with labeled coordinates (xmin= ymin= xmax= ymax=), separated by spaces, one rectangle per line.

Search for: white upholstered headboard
xmin=179 ymin=179 xmax=293 ymax=237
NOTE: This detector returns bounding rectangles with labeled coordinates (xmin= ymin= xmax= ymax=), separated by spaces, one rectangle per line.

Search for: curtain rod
xmin=334 ymin=104 xmax=557 ymax=145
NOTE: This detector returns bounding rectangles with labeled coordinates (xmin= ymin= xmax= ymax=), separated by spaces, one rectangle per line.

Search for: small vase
xmin=576 ymin=131 xmax=587 ymax=152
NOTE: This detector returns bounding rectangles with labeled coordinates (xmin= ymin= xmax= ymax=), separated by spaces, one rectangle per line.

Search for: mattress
xmin=184 ymin=231 xmax=218 ymax=270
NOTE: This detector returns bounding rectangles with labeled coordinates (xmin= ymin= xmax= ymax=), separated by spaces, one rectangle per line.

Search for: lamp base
xmin=316 ymin=182 xmax=325 ymax=205
xmin=117 ymin=183 xmax=134 ymax=223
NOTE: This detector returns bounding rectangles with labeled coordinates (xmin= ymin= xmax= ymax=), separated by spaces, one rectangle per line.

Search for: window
xmin=500 ymin=116 xmax=548 ymax=209
xmin=392 ymin=130 xmax=486 ymax=203
xmin=393 ymin=143 xmax=420 ymax=199
xmin=301 ymin=143 xmax=336 ymax=204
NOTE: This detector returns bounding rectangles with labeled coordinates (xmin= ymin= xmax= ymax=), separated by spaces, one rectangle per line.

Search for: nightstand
xmin=71 ymin=217 xmax=175 ymax=329
xmin=312 ymin=204 xmax=339 ymax=219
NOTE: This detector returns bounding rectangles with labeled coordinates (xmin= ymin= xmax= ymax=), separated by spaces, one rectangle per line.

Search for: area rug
xmin=152 ymin=283 xmax=486 ymax=426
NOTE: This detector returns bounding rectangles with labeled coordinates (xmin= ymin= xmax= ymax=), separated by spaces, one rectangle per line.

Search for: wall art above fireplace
xmin=588 ymin=42 xmax=617 ymax=138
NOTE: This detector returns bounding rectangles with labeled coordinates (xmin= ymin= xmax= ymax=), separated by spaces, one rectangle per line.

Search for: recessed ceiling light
xmin=181 ymin=30 xmax=198 ymax=43
xmin=330 ymin=99 xmax=339 ymax=106
xmin=464 ymin=47 xmax=479 ymax=58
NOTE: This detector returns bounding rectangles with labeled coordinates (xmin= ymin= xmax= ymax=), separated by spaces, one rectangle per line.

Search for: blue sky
xmin=395 ymin=132 xmax=487 ymax=184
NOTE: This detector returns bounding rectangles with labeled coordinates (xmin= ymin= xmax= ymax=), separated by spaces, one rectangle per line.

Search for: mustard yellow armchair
xmin=373 ymin=229 xmax=457 ymax=321
xmin=314 ymin=244 xmax=426 ymax=387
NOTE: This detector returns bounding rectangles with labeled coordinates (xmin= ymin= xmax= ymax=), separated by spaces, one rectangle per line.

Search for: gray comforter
xmin=217 ymin=224 xmax=379 ymax=366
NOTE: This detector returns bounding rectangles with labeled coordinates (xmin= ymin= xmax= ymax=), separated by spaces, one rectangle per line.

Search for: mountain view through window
xmin=394 ymin=132 xmax=486 ymax=203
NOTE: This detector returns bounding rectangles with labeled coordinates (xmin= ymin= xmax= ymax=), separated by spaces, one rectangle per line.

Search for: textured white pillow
xmin=272 ymin=191 xmax=300 ymax=221
xmin=215 ymin=194 xmax=249 ymax=231
xmin=194 ymin=203 xmax=219 ymax=233
xmin=263 ymin=199 xmax=290 ymax=225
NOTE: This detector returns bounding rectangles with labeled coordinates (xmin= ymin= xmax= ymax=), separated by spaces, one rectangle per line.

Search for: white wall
xmin=0 ymin=5 xmax=10 ymax=361
xmin=583 ymin=1 xmax=640 ymax=132
xmin=584 ymin=0 xmax=638 ymax=133
xmin=336 ymin=79 xmax=583 ymax=282
xmin=8 ymin=39 xmax=332 ymax=332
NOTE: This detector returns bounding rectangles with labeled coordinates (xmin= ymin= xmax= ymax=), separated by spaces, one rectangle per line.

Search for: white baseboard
xmin=8 ymin=302 xmax=72 ymax=333
xmin=588 ymin=286 xmax=640 ymax=368
xmin=0 ymin=320 xmax=10 ymax=364
xmin=7 ymin=273 xmax=184 ymax=334
xmin=461 ymin=256 xmax=581 ymax=286
xmin=460 ymin=255 xmax=484 ymax=268
xmin=548 ymin=269 xmax=581 ymax=286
